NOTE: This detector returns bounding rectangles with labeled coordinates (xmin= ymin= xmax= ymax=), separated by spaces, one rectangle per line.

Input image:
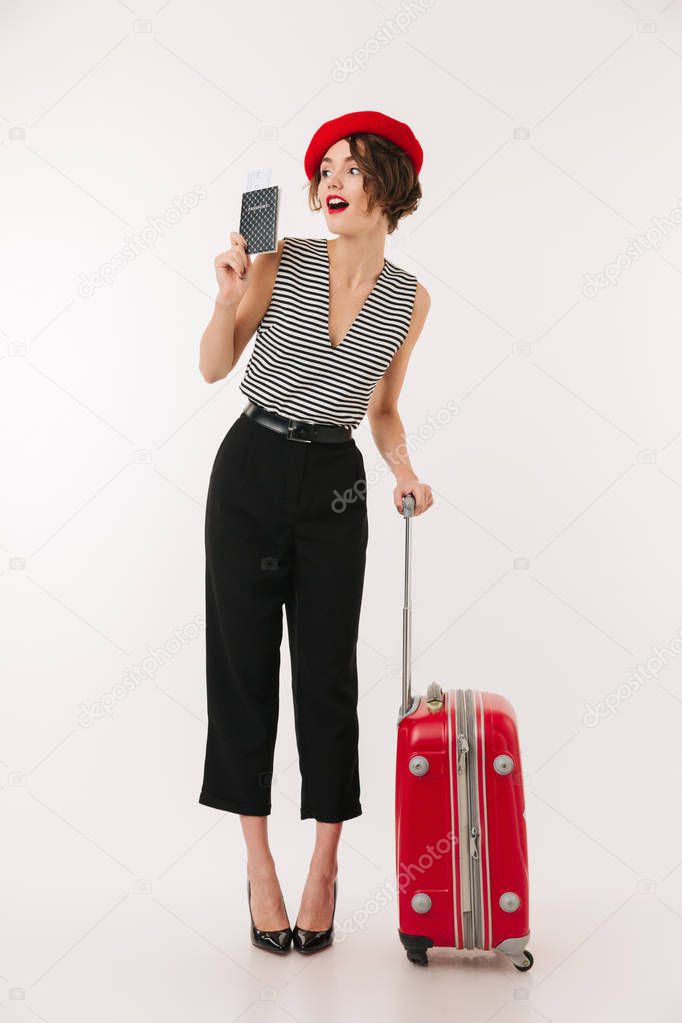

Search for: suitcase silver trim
xmin=467 ymin=689 xmax=485 ymax=949
xmin=454 ymin=688 xmax=486 ymax=950
xmin=494 ymin=933 xmax=530 ymax=965
xmin=396 ymin=693 xmax=420 ymax=724
xmin=446 ymin=690 xmax=461 ymax=949
xmin=455 ymin=690 xmax=473 ymax=947
xmin=478 ymin=690 xmax=493 ymax=949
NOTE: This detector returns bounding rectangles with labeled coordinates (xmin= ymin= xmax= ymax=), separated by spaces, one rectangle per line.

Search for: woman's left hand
xmin=394 ymin=477 xmax=434 ymax=516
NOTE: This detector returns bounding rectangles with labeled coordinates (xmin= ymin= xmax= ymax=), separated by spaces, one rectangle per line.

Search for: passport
xmin=239 ymin=184 xmax=280 ymax=254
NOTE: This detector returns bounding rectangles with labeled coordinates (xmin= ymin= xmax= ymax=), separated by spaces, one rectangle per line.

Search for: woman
xmin=197 ymin=110 xmax=433 ymax=955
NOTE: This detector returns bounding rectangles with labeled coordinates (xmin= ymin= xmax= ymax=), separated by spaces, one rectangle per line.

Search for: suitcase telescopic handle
xmin=400 ymin=493 xmax=416 ymax=717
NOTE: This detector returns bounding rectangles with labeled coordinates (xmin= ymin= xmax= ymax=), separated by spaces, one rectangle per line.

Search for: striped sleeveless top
xmin=238 ymin=236 xmax=418 ymax=429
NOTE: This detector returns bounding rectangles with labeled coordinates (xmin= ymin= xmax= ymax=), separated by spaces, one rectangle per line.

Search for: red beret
xmin=304 ymin=109 xmax=423 ymax=180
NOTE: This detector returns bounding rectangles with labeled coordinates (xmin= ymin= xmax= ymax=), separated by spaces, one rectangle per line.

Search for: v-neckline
xmin=323 ymin=238 xmax=388 ymax=351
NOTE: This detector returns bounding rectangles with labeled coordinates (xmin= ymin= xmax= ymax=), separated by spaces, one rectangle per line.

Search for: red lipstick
xmin=326 ymin=194 xmax=349 ymax=214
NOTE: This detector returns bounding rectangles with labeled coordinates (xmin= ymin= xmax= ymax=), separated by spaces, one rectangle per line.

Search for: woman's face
xmin=318 ymin=138 xmax=382 ymax=233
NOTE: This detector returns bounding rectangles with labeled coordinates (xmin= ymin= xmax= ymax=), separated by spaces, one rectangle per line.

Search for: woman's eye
xmin=322 ymin=167 xmax=360 ymax=176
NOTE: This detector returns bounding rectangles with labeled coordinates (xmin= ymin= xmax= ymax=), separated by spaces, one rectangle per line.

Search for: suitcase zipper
xmin=456 ymin=689 xmax=485 ymax=950
xmin=455 ymin=690 xmax=473 ymax=947
xmin=466 ymin=689 xmax=484 ymax=949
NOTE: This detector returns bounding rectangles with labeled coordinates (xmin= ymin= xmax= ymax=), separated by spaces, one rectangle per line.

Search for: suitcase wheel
xmin=512 ymin=950 xmax=534 ymax=972
xmin=399 ymin=931 xmax=433 ymax=965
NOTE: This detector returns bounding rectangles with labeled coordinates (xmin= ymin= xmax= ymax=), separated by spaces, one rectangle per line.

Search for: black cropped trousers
xmin=198 ymin=409 xmax=368 ymax=822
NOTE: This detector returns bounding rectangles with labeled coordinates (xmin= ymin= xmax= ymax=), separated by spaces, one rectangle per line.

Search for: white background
xmin=2 ymin=0 xmax=682 ymax=1019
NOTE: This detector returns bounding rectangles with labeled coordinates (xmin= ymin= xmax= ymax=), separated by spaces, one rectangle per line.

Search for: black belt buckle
xmin=286 ymin=419 xmax=313 ymax=443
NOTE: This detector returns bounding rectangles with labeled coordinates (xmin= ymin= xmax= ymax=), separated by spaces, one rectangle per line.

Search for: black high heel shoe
xmin=247 ymin=878 xmax=293 ymax=954
xmin=292 ymin=878 xmax=337 ymax=954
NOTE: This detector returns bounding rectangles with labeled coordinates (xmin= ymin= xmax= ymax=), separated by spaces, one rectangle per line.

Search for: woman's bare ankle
xmin=247 ymin=854 xmax=278 ymax=881
xmin=306 ymin=860 xmax=338 ymax=883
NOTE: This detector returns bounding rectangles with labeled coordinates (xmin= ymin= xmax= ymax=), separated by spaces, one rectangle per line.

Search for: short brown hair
xmin=307 ymin=133 xmax=421 ymax=234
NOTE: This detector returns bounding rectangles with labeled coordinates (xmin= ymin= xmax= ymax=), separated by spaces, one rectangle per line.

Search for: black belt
xmin=242 ymin=401 xmax=353 ymax=444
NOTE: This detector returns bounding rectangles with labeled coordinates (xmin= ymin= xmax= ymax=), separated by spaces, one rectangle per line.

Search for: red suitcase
xmin=395 ymin=494 xmax=534 ymax=971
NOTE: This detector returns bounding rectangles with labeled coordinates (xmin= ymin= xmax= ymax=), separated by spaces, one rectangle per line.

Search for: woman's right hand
xmin=214 ymin=232 xmax=252 ymax=305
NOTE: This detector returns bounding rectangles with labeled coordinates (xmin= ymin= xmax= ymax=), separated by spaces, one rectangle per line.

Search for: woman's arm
xmin=199 ymin=237 xmax=284 ymax=382
xmin=366 ymin=282 xmax=434 ymax=515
